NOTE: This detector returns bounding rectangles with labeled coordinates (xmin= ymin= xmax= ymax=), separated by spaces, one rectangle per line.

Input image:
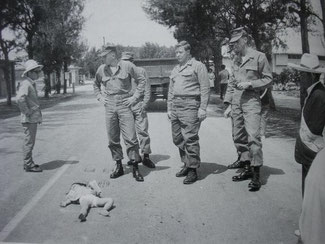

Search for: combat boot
xmin=132 ymin=162 xmax=144 ymax=182
xmin=183 ymin=168 xmax=198 ymax=184
xmin=142 ymin=154 xmax=155 ymax=168
xmin=232 ymin=162 xmax=253 ymax=181
xmin=248 ymin=166 xmax=261 ymax=191
xmin=176 ymin=165 xmax=190 ymax=177
xmin=110 ymin=161 xmax=124 ymax=179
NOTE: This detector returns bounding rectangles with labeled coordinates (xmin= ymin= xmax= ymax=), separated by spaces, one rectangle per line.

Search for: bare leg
xmin=60 ymin=198 xmax=72 ymax=208
xmin=79 ymin=195 xmax=93 ymax=221
xmin=96 ymin=198 xmax=114 ymax=216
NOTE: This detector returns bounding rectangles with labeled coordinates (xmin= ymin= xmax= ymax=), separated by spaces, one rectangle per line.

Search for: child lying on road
xmin=60 ymin=180 xmax=114 ymax=222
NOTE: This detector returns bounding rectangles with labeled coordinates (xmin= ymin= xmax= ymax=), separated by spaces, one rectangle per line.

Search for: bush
xmin=272 ymin=68 xmax=302 ymax=85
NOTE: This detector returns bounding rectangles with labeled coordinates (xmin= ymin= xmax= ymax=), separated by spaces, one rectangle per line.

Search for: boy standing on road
xmin=121 ymin=51 xmax=155 ymax=168
xmin=168 ymin=41 xmax=210 ymax=184
xmin=17 ymin=59 xmax=43 ymax=173
xmin=93 ymin=45 xmax=146 ymax=182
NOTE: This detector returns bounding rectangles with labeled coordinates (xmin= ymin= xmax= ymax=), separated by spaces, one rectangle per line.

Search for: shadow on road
xmin=147 ymin=100 xmax=167 ymax=112
xmin=199 ymin=162 xmax=228 ymax=180
xmin=41 ymin=160 xmax=79 ymax=170
xmin=150 ymin=154 xmax=170 ymax=164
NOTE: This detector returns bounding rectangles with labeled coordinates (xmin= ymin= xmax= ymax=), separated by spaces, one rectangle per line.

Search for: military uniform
xmin=224 ymin=48 xmax=272 ymax=167
xmin=168 ymin=58 xmax=210 ymax=168
xmin=128 ymin=67 xmax=151 ymax=156
xmin=94 ymin=60 xmax=146 ymax=163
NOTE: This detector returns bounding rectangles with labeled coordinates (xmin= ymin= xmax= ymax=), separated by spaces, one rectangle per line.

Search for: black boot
xmin=228 ymin=158 xmax=250 ymax=169
xmin=183 ymin=168 xmax=198 ymax=184
xmin=110 ymin=161 xmax=124 ymax=179
xmin=132 ymin=162 xmax=144 ymax=182
xmin=142 ymin=154 xmax=155 ymax=168
xmin=232 ymin=162 xmax=253 ymax=181
xmin=248 ymin=166 xmax=261 ymax=191
xmin=176 ymin=165 xmax=190 ymax=177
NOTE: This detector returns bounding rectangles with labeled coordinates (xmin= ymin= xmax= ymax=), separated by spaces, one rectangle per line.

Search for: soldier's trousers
xmin=232 ymin=91 xmax=263 ymax=167
xmin=105 ymin=95 xmax=140 ymax=162
xmin=170 ymin=97 xmax=201 ymax=168
xmin=22 ymin=123 xmax=37 ymax=166
xmin=131 ymin=102 xmax=151 ymax=154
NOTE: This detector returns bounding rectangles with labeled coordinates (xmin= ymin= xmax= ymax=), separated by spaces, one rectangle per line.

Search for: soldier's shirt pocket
xmin=102 ymin=76 xmax=111 ymax=82
xmin=245 ymin=65 xmax=259 ymax=80
xmin=117 ymin=72 xmax=131 ymax=89
xmin=181 ymin=71 xmax=194 ymax=81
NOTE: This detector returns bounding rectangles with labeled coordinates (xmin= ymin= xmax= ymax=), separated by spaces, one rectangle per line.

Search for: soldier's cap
xmin=99 ymin=45 xmax=117 ymax=57
xmin=229 ymin=27 xmax=248 ymax=43
xmin=22 ymin=59 xmax=43 ymax=77
xmin=121 ymin=51 xmax=135 ymax=61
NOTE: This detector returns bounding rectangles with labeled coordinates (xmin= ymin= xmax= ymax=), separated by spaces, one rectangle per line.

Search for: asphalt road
xmin=0 ymin=84 xmax=302 ymax=244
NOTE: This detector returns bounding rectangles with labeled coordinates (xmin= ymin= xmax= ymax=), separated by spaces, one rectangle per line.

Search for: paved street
xmin=0 ymin=83 xmax=302 ymax=244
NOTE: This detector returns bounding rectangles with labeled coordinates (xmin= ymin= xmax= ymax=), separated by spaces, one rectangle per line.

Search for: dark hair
xmin=221 ymin=64 xmax=226 ymax=69
xmin=175 ymin=41 xmax=191 ymax=51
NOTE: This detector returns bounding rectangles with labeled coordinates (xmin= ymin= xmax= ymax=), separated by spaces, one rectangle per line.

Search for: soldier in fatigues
xmin=121 ymin=52 xmax=155 ymax=168
xmin=17 ymin=59 xmax=43 ymax=173
xmin=93 ymin=45 xmax=146 ymax=182
xmin=224 ymin=28 xmax=272 ymax=191
xmin=168 ymin=41 xmax=210 ymax=184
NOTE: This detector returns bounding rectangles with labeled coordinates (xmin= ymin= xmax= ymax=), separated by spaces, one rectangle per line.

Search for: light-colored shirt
xmin=224 ymin=48 xmax=272 ymax=105
xmin=168 ymin=58 xmax=210 ymax=111
xmin=16 ymin=77 xmax=42 ymax=123
xmin=94 ymin=60 xmax=146 ymax=101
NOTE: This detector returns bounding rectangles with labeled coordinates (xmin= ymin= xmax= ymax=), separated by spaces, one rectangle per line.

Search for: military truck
xmin=133 ymin=58 xmax=178 ymax=102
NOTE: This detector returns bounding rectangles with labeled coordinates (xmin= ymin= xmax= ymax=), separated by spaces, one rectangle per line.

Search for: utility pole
xmin=103 ymin=36 xmax=105 ymax=47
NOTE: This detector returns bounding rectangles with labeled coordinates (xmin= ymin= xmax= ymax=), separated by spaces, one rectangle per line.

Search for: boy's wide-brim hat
xmin=22 ymin=59 xmax=43 ymax=77
xmin=288 ymin=53 xmax=325 ymax=73
xmin=121 ymin=51 xmax=135 ymax=60
xmin=99 ymin=45 xmax=117 ymax=57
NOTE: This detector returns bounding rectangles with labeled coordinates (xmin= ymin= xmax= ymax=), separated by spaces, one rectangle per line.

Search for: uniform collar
xmin=105 ymin=62 xmax=121 ymax=76
xmin=239 ymin=48 xmax=255 ymax=67
xmin=178 ymin=57 xmax=194 ymax=72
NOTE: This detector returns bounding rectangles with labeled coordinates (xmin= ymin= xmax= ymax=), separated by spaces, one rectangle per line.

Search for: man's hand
xmin=98 ymin=96 xmax=108 ymax=106
xmin=224 ymin=105 xmax=232 ymax=118
xmin=198 ymin=108 xmax=207 ymax=122
xmin=123 ymin=96 xmax=137 ymax=107
xmin=167 ymin=111 xmax=172 ymax=121
xmin=237 ymin=81 xmax=252 ymax=90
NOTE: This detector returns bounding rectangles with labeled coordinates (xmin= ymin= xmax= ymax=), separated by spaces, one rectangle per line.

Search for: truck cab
xmin=133 ymin=58 xmax=178 ymax=102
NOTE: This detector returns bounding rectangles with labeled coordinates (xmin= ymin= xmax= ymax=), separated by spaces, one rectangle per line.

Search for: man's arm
xmin=223 ymin=73 xmax=235 ymax=105
xmin=196 ymin=62 xmax=210 ymax=111
xmin=93 ymin=65 xmax=103 ymax=101
xmin=167 ymin=70 xmax=176 ymax=113
xmin=129 ymin=63 xmax=146 ymax=100
xmin=140 ymin=68 xmax=151 ymax=109
xmin=16 ymin=82 xmax=31 ymax=116
xmin=250 ymin=53 xmax=272 ymax=89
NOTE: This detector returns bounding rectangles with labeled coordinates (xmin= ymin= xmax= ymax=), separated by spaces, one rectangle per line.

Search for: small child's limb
xmin=79 ymin=195 xmax=93 ymax=218
xmin=96 ymin=198 xmax=114 ymax=216
xmin=60 ymin=198 xmax=72 ymax=208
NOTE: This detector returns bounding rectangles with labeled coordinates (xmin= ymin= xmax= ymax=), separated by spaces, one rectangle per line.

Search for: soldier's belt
xmin=173 ymin=95 xmax=200 ymax=101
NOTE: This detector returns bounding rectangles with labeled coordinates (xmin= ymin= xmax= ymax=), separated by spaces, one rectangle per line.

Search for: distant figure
xmin=167 ymin=41 xmax=210 ymax=184
xmin=60 ymin=180 xmax=114 ymax=222
xmin=16 ymin=59 xmax=43 ymax=173
xmin=208 ymin=68 xmax=215 ymax=92
xmin=121 ymin=51 xmax=155 ymax=168
xmin=218 ymin=64 xmax=229 ymax=100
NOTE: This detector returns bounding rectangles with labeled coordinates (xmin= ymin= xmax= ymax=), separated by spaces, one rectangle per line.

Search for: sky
xmin=81 ymin=0 xmax=177 ymax=48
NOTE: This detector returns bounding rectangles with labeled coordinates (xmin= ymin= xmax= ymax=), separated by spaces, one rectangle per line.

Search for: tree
xmin=33 ymin=0 xmax=85 ymax=96
xmin=0 ymin=0 xmax=25 ymax=105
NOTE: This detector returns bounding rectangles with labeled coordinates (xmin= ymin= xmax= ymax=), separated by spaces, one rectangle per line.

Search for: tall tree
xmin=0 ymin=0 xmax=24 ymax=105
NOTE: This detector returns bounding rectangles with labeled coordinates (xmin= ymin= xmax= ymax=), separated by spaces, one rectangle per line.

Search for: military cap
xmin=229 ymin=27 xmax=248 ymax=43
xmin=121 ymin=51 xmax=135 ymax=60
xmin=99 ymin=45 xmax=117 ymax=57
